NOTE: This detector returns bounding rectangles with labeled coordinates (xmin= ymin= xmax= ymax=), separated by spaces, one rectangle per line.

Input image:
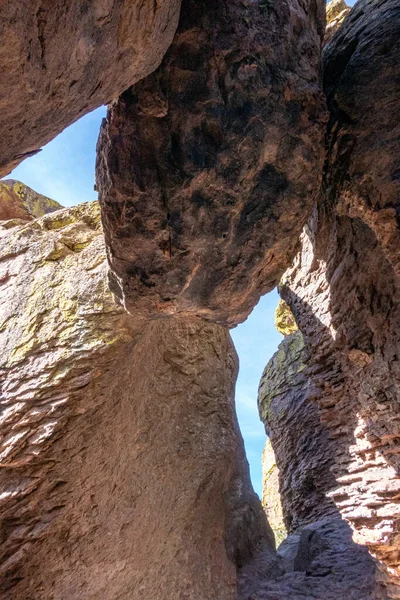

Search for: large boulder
xmin=0 ymin=0 xmax=181 ymax=177
xmin=96 ymin=0 xmax=327 ymax=327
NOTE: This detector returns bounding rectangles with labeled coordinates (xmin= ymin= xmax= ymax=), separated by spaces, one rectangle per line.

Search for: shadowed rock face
xmin=259 ymin=331 xmax=337 ymax=533
xmin=255 ymin=333 xmax=386 ymax=599
xmin=96 ymin=0 xmax=327 ymax=327
xmin=278 ymin=0 xmax=400 ymax=589
xmin=0 ymin=203 xmax=275 ymax=599
xmin=0 ymin=0 xmax=181 ymax=177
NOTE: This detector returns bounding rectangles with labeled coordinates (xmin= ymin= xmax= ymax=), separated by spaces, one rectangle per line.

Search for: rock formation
xmin=0 ymin=179 xmax=62 ymax=221
xmin=259 ymin=331 xmax=337 ymax=533
xmin=96 ymin=0 xmax=326 ymax=327
xmin=261 ymin=440 xmax=286 ymax=547
xmin=1 ymin=0 xmax=400 ymax=597
xmin=0 ymin=0 xmax=181 ymax=177
xmin=324 ymin=0 xmax=350 ymax=43
xmin=277 ymin=0 xmax=400 ymax=588
xmin=256 ymin=329 xmax=388 ymax=599
xmin=0 ymin=201 xmax=276 ymax=598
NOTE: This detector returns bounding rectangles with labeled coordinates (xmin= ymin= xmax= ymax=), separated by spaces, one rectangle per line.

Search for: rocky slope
xmin=0 ymin=0 xmax=181 ymax=177
xmin=0 ymin=179 xmax=62 ymax=220
xmin=96 ymin=0 xmax=326 ymax=327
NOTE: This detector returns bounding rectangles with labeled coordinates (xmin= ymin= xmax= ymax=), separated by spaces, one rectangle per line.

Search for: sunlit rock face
xmin=325 ymin=0 xmax=350 ymax=44
xmin=261 ymin=439 xmax=286 ymax=547
xmin=256 ymin=331 xmax=386 ymax=599
xmin=0 ymin=180 xmax=62 ymax=221
xmin=0 ymin=202 xmax=275 ymax=599
xmin=96 ymin=0 xmax=327 ymax=328
xmin=279 ymin=0 xmax=400 ymax=591
xmin=0 ymin=0 xmax=181 ymax=177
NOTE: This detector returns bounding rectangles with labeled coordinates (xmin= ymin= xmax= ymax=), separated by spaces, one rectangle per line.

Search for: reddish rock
xmin=278 ymin=0 xmax=400 ymax=587
xmin=0 ymin=203 xmax=274 ymax=598
xmin=0 ymin=0 xmax=181 ymax=177
xmin=96 ymin=0 xmax=327 ymax=327
xmin=258 ymin=331 xmax=337 ymax=533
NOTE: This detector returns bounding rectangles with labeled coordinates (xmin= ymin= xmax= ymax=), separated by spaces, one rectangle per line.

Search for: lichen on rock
xmin=1 ymin=179 xmax=63 ymax=219
xmin=274 ymin=299 xmax=298 ymax=336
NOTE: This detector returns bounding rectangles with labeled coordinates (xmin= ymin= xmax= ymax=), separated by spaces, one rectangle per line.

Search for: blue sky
xmin=7 ymin=108 xmax=283 ymax=496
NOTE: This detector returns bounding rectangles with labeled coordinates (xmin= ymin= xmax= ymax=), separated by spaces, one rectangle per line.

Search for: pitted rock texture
xmin=0 ymin=179 xmax=62 ymax=221
xmin=255 ymin=330 xmax=386 ymax=598
xmin=0 ymin=0 xmax=181 ymax=177
xmin=259 ymin=331 xmax=337 ymax=533
xmin=325 ymin=0 xmax=350 ymax=44
xmin=0 ymin=201 xmax=275 ymax=598
xmin=278 ymin=0 xmax=400 ymax=584
xmin=96 ymin=0 xmax=327 ymax=327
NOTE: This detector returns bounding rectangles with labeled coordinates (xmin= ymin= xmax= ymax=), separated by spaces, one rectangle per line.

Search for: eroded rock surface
xmin=97 ymin=0 xmax=326 ymax=327
xmin=0 ymin=202 xmax=275 ymax=598
xmin=325 ymin=0 xmax=350 ymax=44
xmin=254 ymin=331 xmax=386 ymax=599
xmin=277 ymin=0 xmax=400 ymax=587
xmin=261 ymin=439 xmax=286 ymax=547
xmin=259 ymin=331 xmax=337 ymax=533
xmin=0 ymin=0 xmax=181 ymax=177
xmin=0 ymin=179 xmax=62 ymax=221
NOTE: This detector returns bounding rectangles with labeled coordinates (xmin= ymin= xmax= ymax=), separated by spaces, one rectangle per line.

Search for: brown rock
xmin=0 ymin=0 xmax=181 ymax=177
xmin=0 ymin=202 xmax=274 ymax=598
xmin=277 ymin=0 xmax=400 ymax=587
xmin=258 ymin=331 xmax=337 ymax=533
xmin=96 ymin=0 xmax=327 ymax=327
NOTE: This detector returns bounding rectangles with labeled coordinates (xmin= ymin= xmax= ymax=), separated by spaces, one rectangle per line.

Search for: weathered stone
xmin=259 ymin=331 xmax=337 ymax=533
xmin=277 ymin=0 xmax=400 ymax=585
xmin=274 ymin=299 xmax=298 ymax=336
xmin=325 ymin=0 xmax=350 ymax=44
xmin=261 ymin=439 xmax=286 ymax=547
xmin=0 ymin=179 xmax=62 ymax=221
xmin=0 ymin=201 xmax=274 ymax=598
xmin=0 ymin=0 xmax=181 ymax=177
xmin=96 ymin=0 xmax=327 ymax=327
xmin=255 ymin=331 xmax=387 ymax=598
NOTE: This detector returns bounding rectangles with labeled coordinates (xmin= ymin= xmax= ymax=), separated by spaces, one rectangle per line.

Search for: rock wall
xmin=278 ymin=0 xmax=400 ymax=586
xmin=0 ymin=0 xmax=181 ymax=177
xmin=0 ymin=202 xmax=275 ymax=598
xmin=325 ymin=0 xmax=350 ymax=44
xmin=96 ymin=0 xmax=326 ymax=327
xmin=256 ymin=328 xmax=387 ymax=598
xmin=261 ymin=440 xmax=286 ymax=547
